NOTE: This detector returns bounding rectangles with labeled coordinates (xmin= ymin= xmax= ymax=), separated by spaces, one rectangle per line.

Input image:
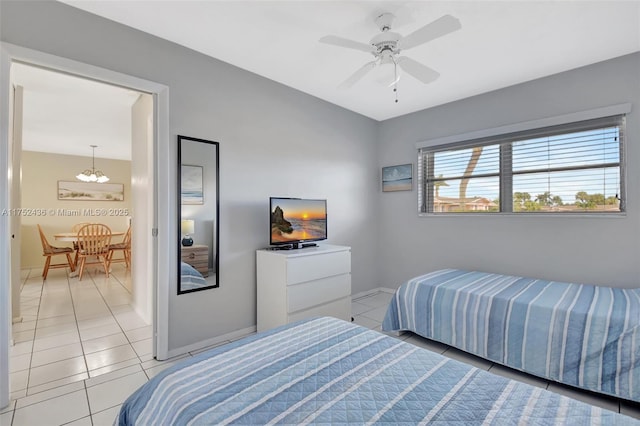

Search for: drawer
xmin=182 ymin=251 xmax=207 ymax=263
xmin=286 ymin=250 xmax=350 ymax=285
xmin=288 ymin=273 xmax=351 ymax=313
xmin=288 ymin=297 xmax=351 ymax=323
xmin=181 ymin=247 xmax=209 ymax=277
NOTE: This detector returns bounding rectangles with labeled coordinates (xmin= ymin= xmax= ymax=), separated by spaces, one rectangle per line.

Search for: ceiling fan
xmin=320 ymin=12 xmax=461 ymax=94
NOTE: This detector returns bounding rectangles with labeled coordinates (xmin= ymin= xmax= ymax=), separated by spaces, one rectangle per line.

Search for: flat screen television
xmin=270 ymin=197 xmax=327 ymax=249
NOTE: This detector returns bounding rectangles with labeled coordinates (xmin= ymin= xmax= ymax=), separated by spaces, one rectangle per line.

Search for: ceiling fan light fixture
xmin=319 ymin=10 xmax=461 ymax=95
xmin=75 ymin=170 xmax=110 ymax=183
xmin=76 ymin=145 xmax=110 ymax=183
xmin=374 ymin=61 xmax=400 ymax=86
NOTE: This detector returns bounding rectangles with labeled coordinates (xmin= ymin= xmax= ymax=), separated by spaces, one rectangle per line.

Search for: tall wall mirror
xmin=178 ymin=135 xmax=219 ymax=294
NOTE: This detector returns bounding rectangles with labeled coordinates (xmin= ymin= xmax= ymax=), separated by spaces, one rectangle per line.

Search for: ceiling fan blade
xmin=319 ymin=35 xmax=374 ymax=53
xmin=397 ymin=57 xmax=440 ymax=84
xmin=399 ymin=14 xmax=461 ymax=50
xmin=338 ymin=61 xmax=377 ymax=89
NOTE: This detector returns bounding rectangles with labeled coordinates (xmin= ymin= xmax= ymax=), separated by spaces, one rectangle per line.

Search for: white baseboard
xmin=11 ymin=316 xmax=22 ymax=346
xmin=163 ymin=287 xmax=398 ymax=360
xmin=164 ymin=325 xmax=257 ymax=360
xmin=351 ymin=286 xmax=396 ymax=300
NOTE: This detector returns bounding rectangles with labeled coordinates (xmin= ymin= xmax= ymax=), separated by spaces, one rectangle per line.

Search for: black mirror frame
xmin=177 ymin=135 xmax=220 ymax=294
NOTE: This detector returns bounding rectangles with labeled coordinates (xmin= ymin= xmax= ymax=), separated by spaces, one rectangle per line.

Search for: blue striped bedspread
xmin=116 ymin=316 xmax=638 ymax=425
xmin=180 ymin=261 xmax=207 ymax=291
xmin=382 ymin=269 xmax=640 ymax=402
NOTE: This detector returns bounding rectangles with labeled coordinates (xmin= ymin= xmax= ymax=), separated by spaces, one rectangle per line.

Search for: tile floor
xmin=3 ymin=273 xmax=639 ymax=425
xmin=352 ymin=291 xmax=640 ymax=421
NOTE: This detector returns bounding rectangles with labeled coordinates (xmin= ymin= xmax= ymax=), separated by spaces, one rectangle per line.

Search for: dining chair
xmin=76 ymin=223 xmax=112 ymax=280
xmin=107 ymin=225 xmax=131 ymax=269
xmin=71 ymin=222 xmax=90 ymax=266
xmin=37 ymin=224 xmax=76 ymax=280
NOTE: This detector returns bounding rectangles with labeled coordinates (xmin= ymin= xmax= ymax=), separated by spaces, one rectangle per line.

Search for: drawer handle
xmin=189 ymin=253 xmax=196 ymax=259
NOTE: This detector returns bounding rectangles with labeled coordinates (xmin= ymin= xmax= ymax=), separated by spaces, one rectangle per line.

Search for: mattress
xmin=382 ymin=268 xmax=640 ymax=402
xmin=116 ymin=316 xmax=638 ymax=425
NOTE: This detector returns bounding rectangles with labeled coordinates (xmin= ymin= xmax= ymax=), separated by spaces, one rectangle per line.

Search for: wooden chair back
xmin=76 ymin=223 xmax=112 ymax=256
xmin=37 ymin=224 xmax=53 ymax=253
xmin=75 ymin=223 xmax=112 ymax=280
xmin=37 ymin=224 xmax=75 ymax=279
xmin=107 ymin=225 xmax=132 ymax=269
xmin=70 ymin=222 xmax=91 ymax=264
xmin=122 ymin=225 xmax=132 ymax=246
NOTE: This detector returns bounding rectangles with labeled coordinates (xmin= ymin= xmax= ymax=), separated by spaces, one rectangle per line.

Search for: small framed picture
xmin=382 ymin=164 xmax=412 ymax=192
xmin=181 ymin=164 xmax=204 ymax=204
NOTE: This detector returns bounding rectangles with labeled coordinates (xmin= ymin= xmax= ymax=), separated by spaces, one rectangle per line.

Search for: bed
xmin=180 ymin=261 xmax=208 ymax=291
xmin=116 ymin=316 xmax=637 ymax=425
xmin=382 ymin=268 xmax=640 ymax=403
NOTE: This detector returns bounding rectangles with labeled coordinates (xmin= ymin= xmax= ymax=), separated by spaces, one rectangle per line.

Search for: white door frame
xmin=0 ymin=42 xmax=174 ymax=409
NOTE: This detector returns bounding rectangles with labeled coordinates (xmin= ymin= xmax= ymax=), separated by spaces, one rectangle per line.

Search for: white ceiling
xmin=58 ymin=0 xmax=640 ymax=121
xmin=13 ymin=63 xmax=140 ymax=160
xmin=13 ymin=1 xmax=640 ymax=160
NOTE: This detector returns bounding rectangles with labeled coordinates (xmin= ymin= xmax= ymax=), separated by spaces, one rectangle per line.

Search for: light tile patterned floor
xmin=3 ymin=271 xmax=639 ymax=425
xmin=4 ymin=265 xmax=182 ymax=426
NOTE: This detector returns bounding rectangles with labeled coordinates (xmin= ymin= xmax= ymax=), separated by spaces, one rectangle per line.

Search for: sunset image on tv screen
xmin=271 ymin=199 xmax=326 ymax=243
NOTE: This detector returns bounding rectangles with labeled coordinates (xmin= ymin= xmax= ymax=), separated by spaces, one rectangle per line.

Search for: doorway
xmin=12 ymin=62 xmax=144 ymax=303
xmin=10 ymin=63 xmax=153 ymax=397
xmin=0 ymin=43 xmax=173 ymax=409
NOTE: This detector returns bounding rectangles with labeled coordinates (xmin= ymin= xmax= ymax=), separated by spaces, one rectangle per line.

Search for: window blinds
xmin=418 ymin=114 xmax=625 ymax=214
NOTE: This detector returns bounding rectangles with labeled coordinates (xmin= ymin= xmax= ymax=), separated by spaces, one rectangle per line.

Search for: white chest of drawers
xmin=256 ymin=244 xmax=351 ymax=332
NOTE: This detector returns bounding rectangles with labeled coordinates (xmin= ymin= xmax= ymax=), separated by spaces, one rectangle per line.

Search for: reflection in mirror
xmin=178 ymin=135 xmax=219 ymax=294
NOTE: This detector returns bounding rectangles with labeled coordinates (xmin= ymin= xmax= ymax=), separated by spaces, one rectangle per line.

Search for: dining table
xmin=54 ymin=230 xmax=126 ymax=277
xmin=53 ymin=231 xmax=125 ymax=242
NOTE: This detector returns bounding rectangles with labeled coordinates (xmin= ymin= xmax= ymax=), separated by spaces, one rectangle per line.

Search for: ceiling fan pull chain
xmin=393 ymin=61 xmax=399 ymax=103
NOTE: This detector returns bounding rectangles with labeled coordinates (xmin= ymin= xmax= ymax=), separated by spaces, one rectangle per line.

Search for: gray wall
xmin=1 ymin=1 xmax=380 ymax=350
xmin=3 ymin=0 xmax=638 ymax=356
xmin=377 ymin=52 xmax=640 ymax=289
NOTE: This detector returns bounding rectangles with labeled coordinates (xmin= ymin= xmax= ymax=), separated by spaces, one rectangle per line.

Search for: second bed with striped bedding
xmin=382 ymin=268 xmax=640 ymax=402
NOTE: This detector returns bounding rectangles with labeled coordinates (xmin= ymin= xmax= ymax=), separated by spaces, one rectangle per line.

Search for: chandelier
xmin=76 ymin=145 xmax=109 ymax=183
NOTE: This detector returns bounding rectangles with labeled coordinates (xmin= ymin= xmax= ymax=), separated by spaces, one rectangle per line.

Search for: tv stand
xmin=257 ymin=244 xmax=351 ymax=332
xmin=269 ymin=243 xmax=318 ymax=250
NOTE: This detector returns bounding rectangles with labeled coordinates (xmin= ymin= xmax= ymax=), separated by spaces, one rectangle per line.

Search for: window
xmin=418 ymin=113 xmax=625 ymax=214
